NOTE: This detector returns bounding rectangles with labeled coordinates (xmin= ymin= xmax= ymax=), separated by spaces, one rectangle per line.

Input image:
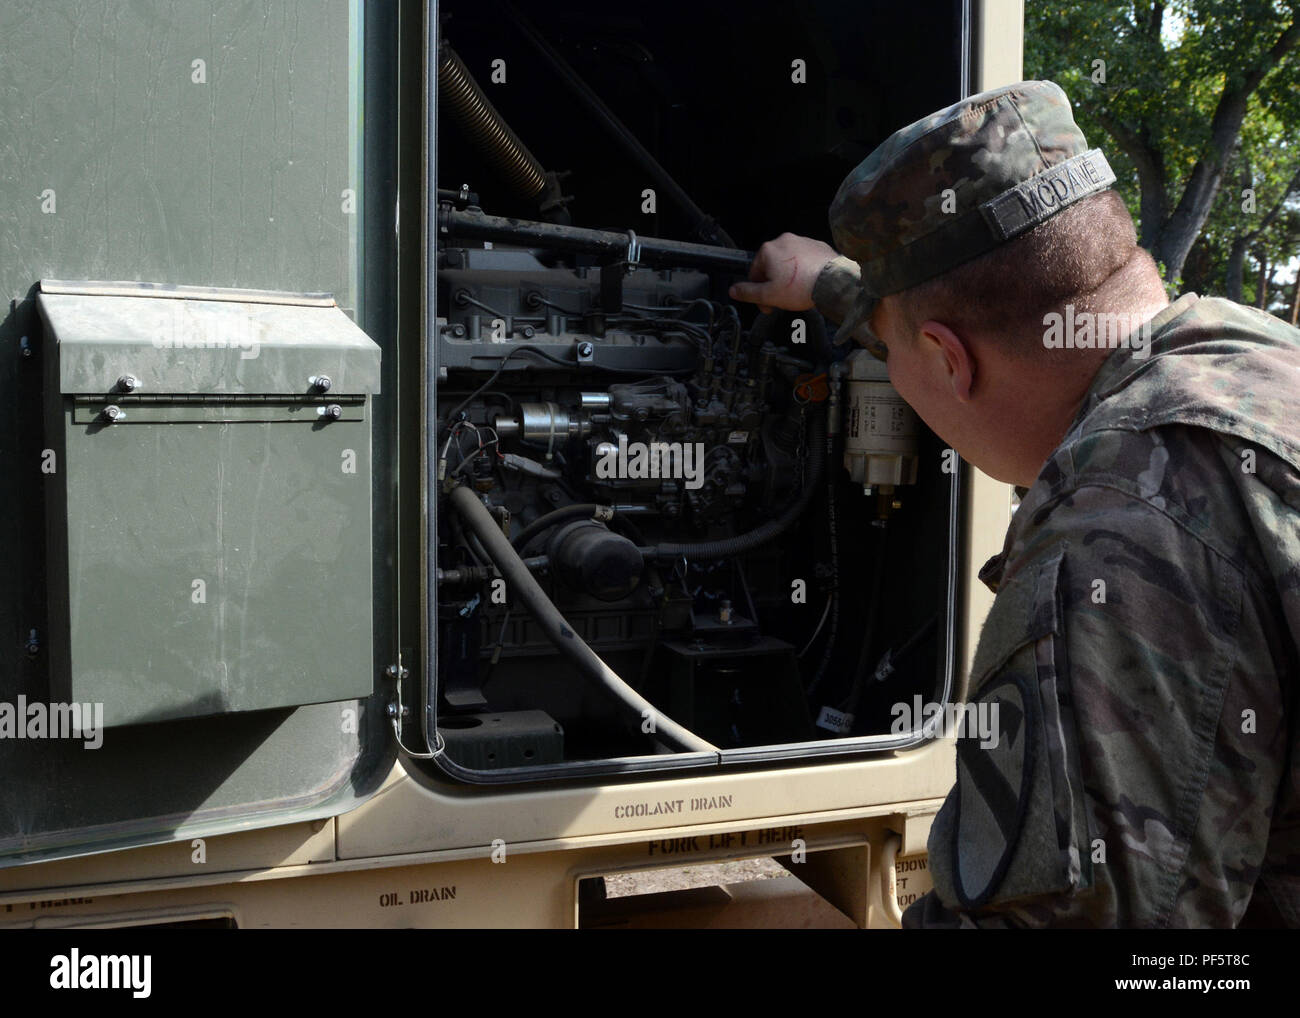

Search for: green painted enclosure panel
xmin=39 ymin=285 xmax=380 ymax=727
xmin=0 ymin=0 xmax=400 ymax=867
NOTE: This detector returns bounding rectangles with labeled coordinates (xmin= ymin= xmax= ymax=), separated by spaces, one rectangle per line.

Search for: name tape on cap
xmin=980 ymin=149 xmax=1117 ymax=241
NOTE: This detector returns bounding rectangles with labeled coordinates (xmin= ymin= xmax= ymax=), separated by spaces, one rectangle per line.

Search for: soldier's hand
xmin=729 ymin=233 xmax=838 ymax=314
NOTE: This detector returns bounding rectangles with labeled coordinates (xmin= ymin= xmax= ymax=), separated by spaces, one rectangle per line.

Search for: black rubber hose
xmin=842 ymin=520 xmax=889 ymax=715
xmin=511 ymin=503 xmax=612 ymax=552
xmin=512 ymin=503 xmax=647 ymax=553
xmin=644 ymin=408 xmax=827 ymax=559
xmin=811 ymin=416 xmax=840 ymax=690
xmin=806 ymin=311 xmax=833 ymax=364
xmin=448 ymin=485 xmax=718 ymax=755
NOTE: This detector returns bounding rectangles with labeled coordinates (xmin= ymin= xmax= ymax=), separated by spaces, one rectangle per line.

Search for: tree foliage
xmin=1025 ymin=1 xmax=1300 ymax=314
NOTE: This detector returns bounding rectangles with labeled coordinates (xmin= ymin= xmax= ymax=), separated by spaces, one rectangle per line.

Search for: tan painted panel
xmin=0 ymin=817 xmax=895 ymax=928
xmin=959 ymin=468 xmax=1013 ymax=692
xmin=3 ymin=856 xmax=560 ymax=929
xmin=901 ymin=808 xmax=937 ymax=856
xmin=958 ymin=0 xmax=1020 ymax=687
xmin=337 ymin=742 xmax=954 ymax=860
xmin=977 ymin=0 xmax=1025 ymax=91
xmin=0 ymin=819 xmax=334 ymax=894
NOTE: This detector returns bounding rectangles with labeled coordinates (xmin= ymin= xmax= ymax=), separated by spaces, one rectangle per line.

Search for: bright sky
xmin=1160 ymin=6 xmax=1188 ymax=47
xmin=1164 ymin=7 xmax=1185 ymax=47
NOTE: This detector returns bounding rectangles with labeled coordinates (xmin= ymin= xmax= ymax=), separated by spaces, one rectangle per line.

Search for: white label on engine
xmin=727 ymin=430 xmax=749 ymax=444
xmin=850 ymin=391 xmax=916 ymax=439
xmin=815 ymin=705 xmax=854 ymax=734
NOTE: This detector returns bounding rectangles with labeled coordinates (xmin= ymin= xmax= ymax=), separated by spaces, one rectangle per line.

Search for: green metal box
xmin=38 ymin=281 xmax=381 ymax=727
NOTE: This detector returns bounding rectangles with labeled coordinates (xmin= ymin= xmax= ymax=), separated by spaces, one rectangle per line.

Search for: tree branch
xmin=1095 ymin=107 xmax=1169 ymax=245
xmin=1162 ymin=17 xmax=1300 ymax=259
xmin=1243 ymin=163 xmax=1300 ymax=243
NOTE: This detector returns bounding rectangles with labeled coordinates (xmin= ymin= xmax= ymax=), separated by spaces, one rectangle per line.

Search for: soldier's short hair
xmin=890 ymin=188 xmax=1163 ymax=356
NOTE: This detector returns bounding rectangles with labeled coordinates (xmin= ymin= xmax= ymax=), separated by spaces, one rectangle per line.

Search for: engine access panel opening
xmin=429 ymin=0 xmax=967 ymax=778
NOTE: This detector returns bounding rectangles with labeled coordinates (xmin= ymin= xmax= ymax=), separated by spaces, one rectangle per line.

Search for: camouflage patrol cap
xmin=827 ymin=80 xmax=1116 ymax=343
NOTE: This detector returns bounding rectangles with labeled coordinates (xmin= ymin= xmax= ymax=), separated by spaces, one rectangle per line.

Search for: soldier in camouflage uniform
xmin=730 ymin=79 xmax=1300 ymax=927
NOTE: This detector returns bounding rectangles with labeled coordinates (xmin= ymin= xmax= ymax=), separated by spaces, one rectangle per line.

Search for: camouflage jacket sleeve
xmin=810 ymin=255 xmax=875 ymax=344
xmin=901 ymin=424 xmax=1291 ymax=927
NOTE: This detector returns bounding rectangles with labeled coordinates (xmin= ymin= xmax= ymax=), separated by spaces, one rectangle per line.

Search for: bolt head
xmin=117 ymin=375 xmax=138 ymax=392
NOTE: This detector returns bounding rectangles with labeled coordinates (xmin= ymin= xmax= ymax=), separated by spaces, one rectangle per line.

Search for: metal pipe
xmin=880 ymin=834 xmax=904 ymax=927
xmin=439 ymin=207 xmax=754 ymax=274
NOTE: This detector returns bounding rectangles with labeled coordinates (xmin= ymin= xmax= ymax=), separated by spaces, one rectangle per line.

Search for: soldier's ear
xmin=918 ymin=319 xmax=975 ymax=402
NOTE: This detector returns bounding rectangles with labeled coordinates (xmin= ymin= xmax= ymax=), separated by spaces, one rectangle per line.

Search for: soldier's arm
xmin=728 ymin=233 xmax=838 ymax=314
xmin=729 ymin=235 xmax=878 ymax=346
xmin=808 ymin=254 xmax=864 ymax=325
xmin=902 ymin=477 xmax=1281 ymax=927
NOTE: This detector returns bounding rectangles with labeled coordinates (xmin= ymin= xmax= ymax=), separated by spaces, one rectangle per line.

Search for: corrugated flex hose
xmin=439 ymin=44 xmax=548 ymax=202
